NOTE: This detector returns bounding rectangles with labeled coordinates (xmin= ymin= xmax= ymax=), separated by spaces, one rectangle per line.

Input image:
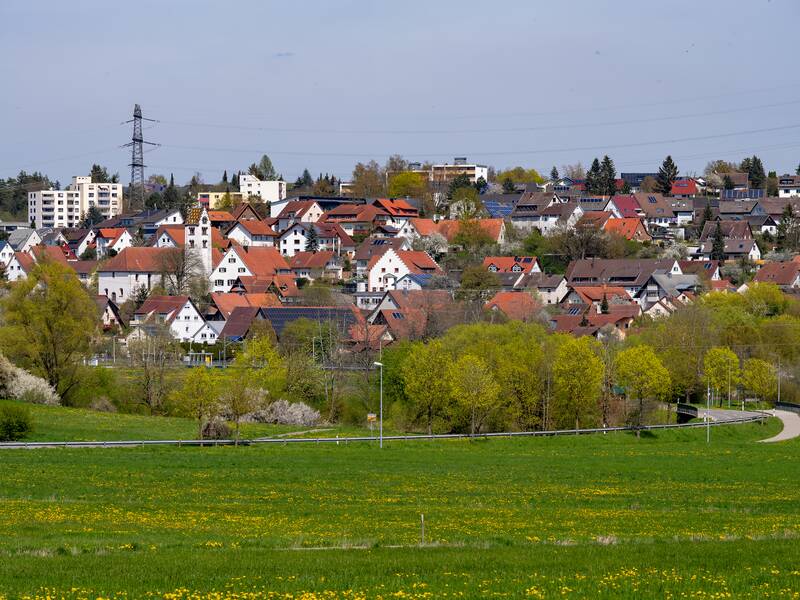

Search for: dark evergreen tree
xmin=777 ymin=203 xmax=800 ymax=251
xmin=80 ymin=205 xmax=104 ymax=228
xmin=599 ymin=155 xmax=617 ymax=196
xmin=474 ymin=176 xmax=488 ymax=194
xmin=145 ymin=192 xmax=164 ymax=210
xmin=620 ymin=180 xmax=632 ymax=194
xmin=449 ymin=173 xmax=474 ymax=198
xmin=501 ymin=177 xmax=516 ymax=193
xmin=585 ymin=158 xmax=601 ymax=194
xmin=723 ymin=174 xmax=735 ymax=190
xmin=550 ymin=166 xmax=559 ymax=181
xmin=796 ymin=162 xmax=800 ymax=176
xmin=698 ymin=201 xmax=713 ymax=236
xmin=711 ymin=221 xmax=726 ymax=263
xmin=600 ymin=294 xmax=609 ymax=314
xmin=748 ymin=155 xmax=766 ymax=189
xmin=231 ymin=172 xmax=239 ymax=188
xmin=304 ymin=226 xmax=319 ymax=252
xmin=222 ymin=170 xmax=228 ymax=184
xmin=163 ymin=174 xmax=180 ymax=210
xmin=767 ymin=171 xmax=779 ymax=197
xmin=656 ymin=155 xmax=678 ymax=195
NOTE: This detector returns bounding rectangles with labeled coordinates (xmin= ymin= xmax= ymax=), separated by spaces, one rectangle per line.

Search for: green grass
xmin=0 ymin=418 xmax=798 ymax=598
xmin=0 ymin=400 xmax=329 ymax=442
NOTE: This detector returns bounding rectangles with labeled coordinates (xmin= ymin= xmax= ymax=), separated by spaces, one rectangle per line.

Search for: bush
xmin=0 ymin=404 xmax=32 ymax=441
xmin=0 ymin=355 xmax=59 ymax=405
xmin=201 ymin=416 xmax=231 ymax=440
xmin=247 ymin=400 xmax=320 ymax=427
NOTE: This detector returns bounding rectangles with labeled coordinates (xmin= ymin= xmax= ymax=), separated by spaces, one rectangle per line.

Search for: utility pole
xmin=123 ymin=104 xmax=159 ymax=210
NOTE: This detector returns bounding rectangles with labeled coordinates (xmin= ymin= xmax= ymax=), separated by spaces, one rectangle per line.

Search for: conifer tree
xmin=600 ymin=155 xmax=617 ymax=196
xmin=656 ymin=155 xmax=678 ymax=196
xmin=304 ymin=226 xmax=319 ymax=252
xmin=711 ymin=221 xmax=726 ymax=263
xmin=585 ymin=158 xmax=601 ymax=194
xmin=222 ymin=170 xmax=228 ymax=184
xmin=550 ymin=166 xmax=559 ymax=181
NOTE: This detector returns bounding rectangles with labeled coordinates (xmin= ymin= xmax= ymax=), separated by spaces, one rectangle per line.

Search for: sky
xmin=1 ymin=0 xmax=799 ymax=187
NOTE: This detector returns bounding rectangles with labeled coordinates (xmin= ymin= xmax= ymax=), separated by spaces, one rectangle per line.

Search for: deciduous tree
xmin=551 ymin=337 xmax=603 ymax=429
xmin=448 ymin=354 xmax=500 ymax=434
xmin=402 ymin=340 xmax=453 ymax=434
xmin=0 ymin=260 xmax=98 ymax=402
xmin=742 ymin=358 xmax=776 ymax=403
xmin=703 ymin=347 xmax=740 ymax=406
xmin=615 ymin=346 xmax=671 ymax=435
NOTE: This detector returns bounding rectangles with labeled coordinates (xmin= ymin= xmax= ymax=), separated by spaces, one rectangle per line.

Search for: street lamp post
xmin=374 ymin=361 xmax=383 ymax=448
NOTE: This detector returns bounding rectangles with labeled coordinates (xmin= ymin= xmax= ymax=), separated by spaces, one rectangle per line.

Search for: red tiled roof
xmin=410 ymin=218 xmax=439 ymax=236
xmin=233 ymin=246 xmax=291 ymax=278
xmin=290 ymin=251 xmax=336 ymax=270
xmin=13 ymin=252 xmax=35 ymax=273
xmin=100 ymin=247 xmax=176 ymax=273
xmin=570 ymin=286 xmax=630 ymax=304
xmin=232 ymin=220 xmax=278 ymax=236
xmin=153 ymin=225 xmax=185 ymax=246
xmin=210 ymin=292 xmax=281 ymax=318
xmin=671 ymin=179 xmax=698 ymax=196
xmin=482 ymin=256 xmax=539 ymax=273
xmin=610 ymin=194 xmax=643 ymax=218
xmin=134 ymin=295 xmax=189 ymax=322
xmin=207 ymin=210 xmax=235 ymax=222
xmin=437 ymin=218 xmax=504 ymax=242
xmin=373 ymin=198 xmax=419 ymax=217
xmin=396 ymin=250 xmax=443 ymax=275
xmin=276 ymin=201 xmax=318 ymax=220
xmin=754 ymin=261 xmax=800 ymax=286
xmin=323 ymin=204 xmax=388 ymax=223
xmin=486 ymin=291 xmax=541 ymax=321
xmin=603 ymin=218 xmax=651 ymax=240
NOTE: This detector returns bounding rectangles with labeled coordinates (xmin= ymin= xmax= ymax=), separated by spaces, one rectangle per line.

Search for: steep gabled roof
xmin=754 ymin=261 xmax=800 ymax=286
xmin=482 ymin=256 xmax=539 ymax=273
xmin=99 ymin=247 xmax=175 ymax=273
xmin=485 ymin=291 xmax=541 ymax=321
xmin=395 ymin=250 xmax=444 ymax=275
xmin=230 ymin=246 xmax=291 ymax=277
xmin=290 ymin=251 xmax=337 ymax=270
xmin=135 ymin=295 xmax=190 ymax=323
xmin=603 ymin=217 xmax=650 ymax=240
xmin=210 ymin=292 xmax=281 ymax=319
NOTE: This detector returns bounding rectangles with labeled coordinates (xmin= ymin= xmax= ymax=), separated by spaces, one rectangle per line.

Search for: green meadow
xmin=0 ymin=410 xmax=798 ymax=598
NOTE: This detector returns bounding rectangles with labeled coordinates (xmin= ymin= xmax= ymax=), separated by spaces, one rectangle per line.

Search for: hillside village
xmin=2 ymin=155 xmax=800 ymax=351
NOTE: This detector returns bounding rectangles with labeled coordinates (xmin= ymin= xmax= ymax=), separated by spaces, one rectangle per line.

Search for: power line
xmin=158 ymin=122 xmax=800 ymax=159
xmin=156 ymin=99 xmax=800 ymax=136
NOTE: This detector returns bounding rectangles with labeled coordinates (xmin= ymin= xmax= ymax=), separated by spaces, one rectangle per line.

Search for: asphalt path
xmin=758 ymin=409 xmax=800 ymax=443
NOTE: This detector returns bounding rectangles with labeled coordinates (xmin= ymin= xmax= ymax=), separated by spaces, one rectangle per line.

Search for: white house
xmin=276 ymin=201 xmax=324 ymax=231
xmin=277 ymin=223 xmax=312 ymax=257
xmin=132 ymin=295 xmax=214 ymax=343
xmin=238 ymin=173 xmax=287 ymax=204
xmin=0 ymin=241 xmax=15 ymax=266
xmin=225 ymin=220 xmax=278 ymax=247
xmin=95 ymin=228 xmax=132 ymax=258
xmin=96 ymin=247 xmax=175 ymax=303
xmin=210 ymin=246 xmax=289 ymax=293
xmin=366 ymin=249 xmax=443 ymax=293
xmin=185 ymin=206 xmax=213 ymax=276
xmin=7 ymin=228 xmax=42 ymax=253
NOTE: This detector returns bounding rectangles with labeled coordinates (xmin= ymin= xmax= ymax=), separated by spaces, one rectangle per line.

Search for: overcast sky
xmin=1 ymin=0 xmax=799 ymax=186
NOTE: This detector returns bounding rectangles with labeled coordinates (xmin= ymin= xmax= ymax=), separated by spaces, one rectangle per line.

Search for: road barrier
xmin=0 ymin=412 xmax=767 ymax=450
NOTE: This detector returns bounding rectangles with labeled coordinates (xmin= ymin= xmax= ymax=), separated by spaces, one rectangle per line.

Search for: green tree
xmin=448 ymin=173 xmax=473 ymax=199
xmin=766 ymin=171 xmax=779 ymax=197
xmin=599 ymin=155 xmax=617 ymax=196
xmin=723 ymin=174 xmax=735 ymax=190
xmin=294 ymin=168 xmax=314 ymax=189
xmin=451 ymin=186 xmax=483 ymax=219
xmin=703 ymin=347 xmax=740 ymax=406
xmin=776 ymin=203 xmax=800 ymax=251
xmin=80 ymin=205 xmax=104 ymax=228
xmin=711 ymin=221 xmax=726 ymax=263
xmin=698 ymin=202 xmax=713 ymax=235
xmin=585 ymin=158 xmax=601 ymax=194
xmin=171 ymin=367 xmax=220 ymax=441
xmin=500 ymin=177 xmax=514 ymax=193
xmin=742 ymin=358 xmax=776 ymax=404
xmin=388 ymin=172 xmax=427 ymax=198
xmin=600 ymin=293 xmax=609 ymax=314
xmin=249 ymin=155 xmax=278 ymax=180
xmin=0 ymin=260 xmax=98 ymax=402
xmin=163 ymin=174 xmax=180 ymax=210
xmin=743 ymin=155 xmax=766 ymax=189
xmin=350 ymin=161 xmax=385 ymax=197
xmin=89 ymin=164 xmax=118 ymax=183
xmin=304 ymin=226 xmax=319 ymax=251
xmin=474 ymin=176 xmax=488 ymax=194
xmin=402 ymin=340 xmax=454 ymax=434
xmin=656 ymin=155 xmax=678 ymax=195
xmin=620 ymin=180 xmax=632 ymax=194
xmin=551 ymin=337 xmax=604 ymax=429
xmin=448 ymin=354 xmax=500 ymax=434
xmin=495 ymin=167 xmax=544 ymax=184
xmin=615 ymin=345 xmax=671 ymax=436
xmin=550 ymin=166 xmax=559 ymax=181
xmin=796 ymin=162 xmax=800 ymax=176
xmin=456 ymin=265 xmax=500 ymax=301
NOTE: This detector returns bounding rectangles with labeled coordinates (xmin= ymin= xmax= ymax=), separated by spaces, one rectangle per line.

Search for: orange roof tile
xmin=486 ymin=291 xmax=541 ymax=321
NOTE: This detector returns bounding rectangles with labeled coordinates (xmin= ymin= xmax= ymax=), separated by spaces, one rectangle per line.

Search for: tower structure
xmin=123 ymin=104 xmax=158 ymax=210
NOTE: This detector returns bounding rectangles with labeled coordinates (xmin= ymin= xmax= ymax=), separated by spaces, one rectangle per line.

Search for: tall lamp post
xmin=374 ymin=361 xmax=383 ymax=448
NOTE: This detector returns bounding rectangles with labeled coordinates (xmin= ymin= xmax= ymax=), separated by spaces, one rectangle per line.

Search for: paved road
xmin=759 ymin=409 xmax=800 ymax=443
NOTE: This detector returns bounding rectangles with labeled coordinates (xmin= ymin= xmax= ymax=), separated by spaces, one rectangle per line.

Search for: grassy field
xmin=0 ymin=417 xmax=799 ymax=598
xmin=0 ymin=400 xmax=337 ymax=442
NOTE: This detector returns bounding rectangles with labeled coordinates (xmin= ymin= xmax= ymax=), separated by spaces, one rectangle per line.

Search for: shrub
xmin=0 ymin=404 xmax=32 ymax=441
xmin=201 ymin=416 xmax=231 ymax=440
xmin=247 ymin=400 xmax=320 ymax=427
xmin=0 ymin=355 xmax=59 ymax=405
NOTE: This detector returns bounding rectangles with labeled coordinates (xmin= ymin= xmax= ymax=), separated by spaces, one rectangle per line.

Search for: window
xmin=238 ymin=267 xmax=245 ymax=273
xmin=228 ymin=257 xmax=235 ymax=263
xmin=219 ymin=267 xmax=226 ymax=273
xmin=215 ymin=279 xmax=224 ymax=286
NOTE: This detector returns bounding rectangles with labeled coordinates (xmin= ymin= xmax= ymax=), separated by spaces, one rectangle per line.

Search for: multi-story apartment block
xmin=28 ymin=175 xmax=123 ymax=229
xmin=238 ymin=174 xmax=287 ymax=204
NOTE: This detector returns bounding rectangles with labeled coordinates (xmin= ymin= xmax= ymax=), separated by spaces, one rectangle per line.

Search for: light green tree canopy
xmin=742 ymin=358 xmax=776 ymax=403
xmin=552 ymin=337 xmax=603 ymax=429
xmin=448 ymin=354 xmax=501 ymax=434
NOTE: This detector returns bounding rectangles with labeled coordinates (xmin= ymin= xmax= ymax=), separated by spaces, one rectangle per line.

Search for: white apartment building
xmin=28 ymin=176 xmax=123 ymax=229
xmin=239 ymin=174 xmax=287 ymax=204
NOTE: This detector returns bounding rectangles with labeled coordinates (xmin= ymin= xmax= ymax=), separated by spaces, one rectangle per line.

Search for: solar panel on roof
xmin=522 ymin=257 xmax=532 ymax=263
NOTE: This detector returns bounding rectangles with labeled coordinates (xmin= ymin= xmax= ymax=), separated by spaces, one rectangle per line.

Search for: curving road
xmin=758 ymin=409 xmax=800 ymax=443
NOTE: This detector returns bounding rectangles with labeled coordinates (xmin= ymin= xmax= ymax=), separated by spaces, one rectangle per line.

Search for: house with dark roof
xmin=565 ymin=258 xmax=682 ymax=298
xmin=699 ymin=220 xmax=753 ymax=242
xmin=695 ymin=239 xmax=761 ymax=262
xmin=633 ymin=193 xmax=676 ymax=229
xmin=521 ymin=272 xmax=569 ymax=304
xmin=778 ymin=174 xmax=800 ymax=199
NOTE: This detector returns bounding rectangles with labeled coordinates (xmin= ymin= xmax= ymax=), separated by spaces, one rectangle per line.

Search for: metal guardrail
xmin=776 ymin=402 xmax=800 ymax=414
xmin=0 ymin=413 xmax=767 ymax=450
